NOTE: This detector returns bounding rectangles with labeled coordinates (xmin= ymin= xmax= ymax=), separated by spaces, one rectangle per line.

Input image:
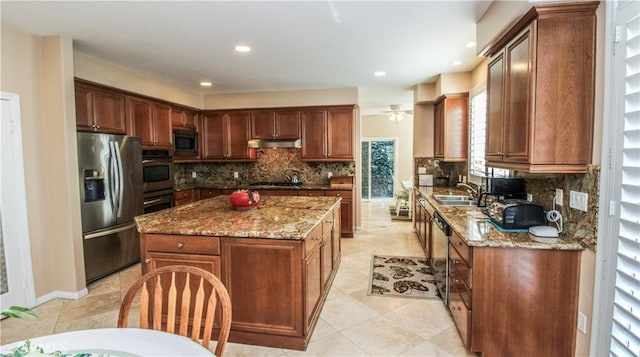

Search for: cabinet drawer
xmin=325 ymin=190 xmax=352 ymax=199
xmin=299 ymin=190 xmax=325 ymax=197
xmin=304 ymin=225 xmax=323 ymax=256
xmin=145 ymin=234 xmax=220 ymax=255
xmin=449 ymin=246 xmax=472 ymax=290
xmin=449 ymin=292 xmax=471 ymax=348
xmin=175 ymin=189 xmax=193 ymax=200
xmin=449 ymin=260 xmax=471 ymax=308
xmin=200 ymin=189 xmax=221 ymax=199
xmin=322 ymin=212 xmax=334 ymax=236
xmin=450 ymin=230 xmax=471 ymax=266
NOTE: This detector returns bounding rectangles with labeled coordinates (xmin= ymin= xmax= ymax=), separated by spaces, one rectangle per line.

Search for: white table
xmin=0 ymin=328 xmax=212 ymax=356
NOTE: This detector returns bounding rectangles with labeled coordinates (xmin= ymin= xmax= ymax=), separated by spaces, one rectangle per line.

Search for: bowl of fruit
xmin=230 ymin=189 xmax=260 ymax=210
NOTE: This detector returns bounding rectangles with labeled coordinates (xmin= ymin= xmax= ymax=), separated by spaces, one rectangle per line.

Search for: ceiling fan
xmin=381 ymin=104 xmax=414 ymax=124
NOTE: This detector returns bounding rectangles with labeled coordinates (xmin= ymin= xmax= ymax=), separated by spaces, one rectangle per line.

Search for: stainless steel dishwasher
xmin=431 ymin=211 xmax=450 ymax=304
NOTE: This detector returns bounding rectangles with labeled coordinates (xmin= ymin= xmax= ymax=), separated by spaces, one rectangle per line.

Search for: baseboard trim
xmin=35 ymin=288 xmax=89 ymax=306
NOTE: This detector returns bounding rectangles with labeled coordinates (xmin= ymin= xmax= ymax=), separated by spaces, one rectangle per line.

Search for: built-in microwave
xmin=173 ymin=129 xmax=198 ymax=157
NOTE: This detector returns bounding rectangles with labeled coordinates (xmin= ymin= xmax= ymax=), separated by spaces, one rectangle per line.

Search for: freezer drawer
xmin=83 ymin=223 xmax=140 ymax=283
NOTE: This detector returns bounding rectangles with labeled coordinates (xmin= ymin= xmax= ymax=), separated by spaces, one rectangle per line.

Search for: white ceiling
xmin=1 ymin=1 xmax=491 ymax=109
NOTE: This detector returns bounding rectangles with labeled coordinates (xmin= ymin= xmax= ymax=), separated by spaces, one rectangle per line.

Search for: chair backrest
xmin=118 ymin=265 xmax=232 ymax=356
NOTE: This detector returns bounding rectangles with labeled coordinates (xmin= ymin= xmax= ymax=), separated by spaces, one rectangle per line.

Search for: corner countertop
xmin=415 ymin=186 xmax=583 ymax=251
xmin=135 ymin=195 xmax=341 ymax=240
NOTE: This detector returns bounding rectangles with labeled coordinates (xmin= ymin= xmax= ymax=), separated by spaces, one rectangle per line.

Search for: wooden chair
xmin=118 ymin=265 xmax=232 ymax=356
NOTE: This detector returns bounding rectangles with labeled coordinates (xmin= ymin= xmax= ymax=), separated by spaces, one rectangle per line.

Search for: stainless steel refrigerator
xmin=77 ymin=132 xmax=143 ymax=283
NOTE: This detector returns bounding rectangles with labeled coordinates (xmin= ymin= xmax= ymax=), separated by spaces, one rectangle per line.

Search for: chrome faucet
xmin=456 ymin=182 xmax=480 ymax=199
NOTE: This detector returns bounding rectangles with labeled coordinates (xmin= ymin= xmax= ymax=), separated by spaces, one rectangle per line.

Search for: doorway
xmin=1 ymin=92 xmax=35 ymax=312
xmin=361 ymin=139 xmax=396 ymax=200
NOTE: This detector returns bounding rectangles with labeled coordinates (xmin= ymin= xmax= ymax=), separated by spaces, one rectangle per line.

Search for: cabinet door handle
xmin=176 ymin=243 xmax=184 ymax=249
xmin=453 ymin=259 xmax=460 ymax=264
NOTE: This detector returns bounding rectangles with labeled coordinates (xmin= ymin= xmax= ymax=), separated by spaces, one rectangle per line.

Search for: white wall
xmin=1 ymin=27 xmax=86 ymax=298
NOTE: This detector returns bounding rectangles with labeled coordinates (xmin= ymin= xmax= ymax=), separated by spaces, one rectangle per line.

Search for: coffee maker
xmin=477 ymin=177 xmax=526 ymax=207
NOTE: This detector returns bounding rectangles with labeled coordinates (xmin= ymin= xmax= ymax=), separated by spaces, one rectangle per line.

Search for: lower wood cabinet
xmin=448 ymin=230 xmax=580 ymax=356
xmin=174 ymin=188 xmax=197 ymax=206
xmin=139 ymin=206 xmax=340 ymax=351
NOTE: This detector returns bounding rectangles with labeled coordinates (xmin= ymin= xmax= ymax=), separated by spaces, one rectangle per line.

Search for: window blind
xmin=469 ymin=91 xmax=487 ymax=177
xmin=610 ymin=10 xmax=640 ymax=356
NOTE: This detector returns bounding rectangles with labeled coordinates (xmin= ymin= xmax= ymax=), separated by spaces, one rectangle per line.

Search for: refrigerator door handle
xmin=84 ymin=222 xmax=138 ymax=240
xmin=113 ymin=141 xmax=125 ymax=218
xmin=108 ymin=142 xmax=118 ymax=214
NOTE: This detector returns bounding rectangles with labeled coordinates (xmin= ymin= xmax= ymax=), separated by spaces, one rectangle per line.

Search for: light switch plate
xmin=191 ymin=171 xmax=197 ymax=179
xmin=233 ymin=172 xmax=239 ymax=179
xmin=570 ymin=190 xmax=588 ymax=211
xmin=578 ymin=312 xmax=587 ymax=333
xmin=555 ymin=189 xmax=563 ymax=206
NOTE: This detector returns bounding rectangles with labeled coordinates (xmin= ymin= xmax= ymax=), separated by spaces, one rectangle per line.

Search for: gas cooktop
xmin=248 ymin=181 xmax=302 ymax=187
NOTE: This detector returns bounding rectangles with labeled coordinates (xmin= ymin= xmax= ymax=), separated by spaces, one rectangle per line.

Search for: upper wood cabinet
xmin=201 ymin=111 xmax=256 ymax=161
xmin=75 ymin=81 xmax=127 ymax=134
xmin=251 ymin=109 xmax=300 ymax=139
xmin=127 ymin=96 xmax=172 ymax=148
xmin=433 ymin=93 xmax=468 ymax=162
xmin=301 ymin=106 xmax=355 ymax=161
xmin=483 ymin=2 xmax=598 ymax=173
xmin=171 ymin=106 xmax=198 ymax=129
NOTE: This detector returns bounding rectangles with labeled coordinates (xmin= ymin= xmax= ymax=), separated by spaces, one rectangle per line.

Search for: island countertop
xmin=135 ymin=195 xmax=341 ymax=239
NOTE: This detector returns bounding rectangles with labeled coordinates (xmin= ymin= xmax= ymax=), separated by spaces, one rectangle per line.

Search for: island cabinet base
xmin=139 ymin=205 xmax=341 ymax=351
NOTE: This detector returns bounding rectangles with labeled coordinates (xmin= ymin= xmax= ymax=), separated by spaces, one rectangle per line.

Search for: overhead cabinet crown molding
xmin=483 ymin=1 xmax=599 ymax=173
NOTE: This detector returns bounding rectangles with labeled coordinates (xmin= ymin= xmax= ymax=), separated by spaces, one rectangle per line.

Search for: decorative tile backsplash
xmin=414 ymin=158 xmax=600 ymax=251
xmin=175 ymin=148 xmax=355 ymax=187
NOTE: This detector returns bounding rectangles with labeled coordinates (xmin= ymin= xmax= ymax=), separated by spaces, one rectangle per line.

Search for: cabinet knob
xmin=96 ymin=125 xmax=100 ymax=129
xmin=176 ymin=242 xmax=184 ymax=249
xmin=453 ymin=259 xmax=460 ymax=264
xmin=320 ymin=241 xmax=327 ymax=247
xmin=336 ymin=194 xmax=341 ymax=197
xmin=314 ymin=236 xmax=321 ymax=240
xmin=144 ymin=258 xmax=151 ymax=263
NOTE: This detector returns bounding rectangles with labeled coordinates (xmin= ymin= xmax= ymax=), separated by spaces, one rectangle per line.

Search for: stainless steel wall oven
xmin=143 ymin=188 xmax=175 ymax=214
xmin=142 ymin=149 xmax=174 ymax=193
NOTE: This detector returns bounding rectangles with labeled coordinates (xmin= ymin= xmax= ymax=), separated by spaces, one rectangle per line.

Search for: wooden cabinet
xmin=259 ymin=189 xmax=298 ymax=196
xmin=201 ymin=111 xmax=256 ymax=161
xmin=127 ymin=96 xmax=172 ymax=148
xmin=175 ymin=188 xmax=197 ymax=206
xmin=433 ymin=93 xmax=468 ymax=162
xmin=413 ymin=193 xmax=432 ymax=258
xmin=325 ymin=190 xmax=354 ymax=238
xmin=301 ymin=106 xmax=355 ymax=161
xmin=75 ymin=81 xmax=127 ymax=134
xmin=251 ymin=109 xmax=300 ymax=139
xmin=447 ymin=229 xmax=581 ymax=355
xmin=483 ymin=2 xmax=598 ymax=173
xmin=199 ymin=188 xmax=222 ymax=199
xmin=171 ymin=106 xmax=198 ymax=129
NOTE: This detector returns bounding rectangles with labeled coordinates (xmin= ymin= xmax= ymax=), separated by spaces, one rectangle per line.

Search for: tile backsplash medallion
xmin=414 ymin=158 xmax=600 ymax=251
xmin=175 ymin=148 xmax=355 ymax=188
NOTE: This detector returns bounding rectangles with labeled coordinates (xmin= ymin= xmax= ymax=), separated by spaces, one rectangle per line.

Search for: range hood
xmin=247 ymin=138 xmax=301 ymax=149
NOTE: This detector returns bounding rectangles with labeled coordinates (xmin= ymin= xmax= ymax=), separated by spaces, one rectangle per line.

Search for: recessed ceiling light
xmin=234 ymin=45 xmax=251 ymax=53
xmin=465 ymin=42 xmax=476 ymax=48
xmin=451 ymin=61 xmax=462 ymax=66
xmin=374 ymin=71 xmax=387 ymax=77
xmin=200 ymin=81 xmax=213 ymax=87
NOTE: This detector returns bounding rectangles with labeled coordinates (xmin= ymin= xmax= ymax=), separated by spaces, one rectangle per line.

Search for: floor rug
xmin=388 ymin=206 xmax=412 ymax=221
xmin=368 ymin=255 xmax=440 ymax=299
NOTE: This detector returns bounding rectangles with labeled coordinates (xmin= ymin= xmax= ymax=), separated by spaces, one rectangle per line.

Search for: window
xmin=468 ymin=87 xmax=508 ymax=178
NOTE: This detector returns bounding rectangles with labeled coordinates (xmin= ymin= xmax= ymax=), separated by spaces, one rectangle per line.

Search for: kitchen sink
xmin=433 ymin=194 xmax=477 ymax=206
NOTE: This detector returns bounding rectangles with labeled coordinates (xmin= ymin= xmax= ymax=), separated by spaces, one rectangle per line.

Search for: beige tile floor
xmin=1 ymin=200 xmax=475 ymax=356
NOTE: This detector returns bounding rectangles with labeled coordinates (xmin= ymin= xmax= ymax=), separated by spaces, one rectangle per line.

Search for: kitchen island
xmin=134 ymin=195 xmax=341 ymax=350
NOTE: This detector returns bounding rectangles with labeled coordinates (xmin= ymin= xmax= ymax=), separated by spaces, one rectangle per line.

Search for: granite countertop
xmin=135 ymin=195 xmax=341 ymax=240
xmin=415 ymin=186 xmax=583 ymax=251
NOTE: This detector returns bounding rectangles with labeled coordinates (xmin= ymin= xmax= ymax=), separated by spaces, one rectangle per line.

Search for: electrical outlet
xmin=233 ymin=172 xmax=239 ymax=179
xmin=578 ymin=312 xmax=587 ymax=334
xmin=527 ymin=193 xmax=533 ymax=202
xmin=555 ymin=189 xmax=563 ymax=206
xmin=327 ymin=172 xmax=333 ymax=179
xmin=570 ymin=190 xmax=589 ymax=212
xmin=191 ymin=171 xmax=197 ymax=179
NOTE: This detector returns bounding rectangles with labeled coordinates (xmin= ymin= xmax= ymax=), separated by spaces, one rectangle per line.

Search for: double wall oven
xmin=142 ymin=149 xmax=174 ymax=214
